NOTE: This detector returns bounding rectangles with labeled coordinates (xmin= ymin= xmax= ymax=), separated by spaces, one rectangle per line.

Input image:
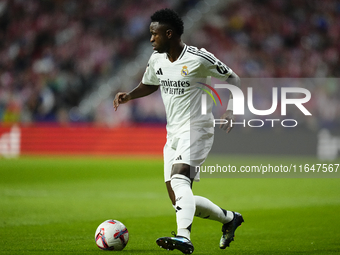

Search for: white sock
xmin=170 ymin=174 xmax=195 ymax=240
xmin=194 ymin=196 xmax=234 ymax=224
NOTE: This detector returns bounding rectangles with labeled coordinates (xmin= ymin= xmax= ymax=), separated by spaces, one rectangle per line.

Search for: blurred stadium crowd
xmin=0 ymin=0 xmax=339 ymax=130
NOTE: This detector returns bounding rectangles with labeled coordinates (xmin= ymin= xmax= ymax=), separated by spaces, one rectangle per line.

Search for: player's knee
xmin=171 ymin=163 xmax=191 ymax=178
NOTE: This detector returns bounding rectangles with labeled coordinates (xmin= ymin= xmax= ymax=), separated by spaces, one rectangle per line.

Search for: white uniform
xmin=142 ymin=44 xmax=233 ymax=181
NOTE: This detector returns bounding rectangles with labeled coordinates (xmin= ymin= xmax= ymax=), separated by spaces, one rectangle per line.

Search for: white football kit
xmin=142 ymin=44 xmax=234 ymax=181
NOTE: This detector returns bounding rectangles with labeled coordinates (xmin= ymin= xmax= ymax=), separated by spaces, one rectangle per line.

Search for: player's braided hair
xmin=151 ymin=8 xmax=184 ymax=36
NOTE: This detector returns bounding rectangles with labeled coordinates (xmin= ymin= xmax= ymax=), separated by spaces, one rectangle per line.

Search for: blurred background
xmin=0 ymin=0 xmax=339 ymax=159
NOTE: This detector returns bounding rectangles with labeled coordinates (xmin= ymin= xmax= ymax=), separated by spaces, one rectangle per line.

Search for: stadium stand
xmin=0 ymin=0 xmax=339 ymax=130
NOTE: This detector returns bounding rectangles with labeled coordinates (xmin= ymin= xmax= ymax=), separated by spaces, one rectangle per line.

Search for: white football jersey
xmin=142 ymin=44 xmax=233 ymax=136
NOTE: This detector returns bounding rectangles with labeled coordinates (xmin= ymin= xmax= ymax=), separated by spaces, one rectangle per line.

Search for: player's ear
xmin=166 ymin=29 xmax=173 ymax=39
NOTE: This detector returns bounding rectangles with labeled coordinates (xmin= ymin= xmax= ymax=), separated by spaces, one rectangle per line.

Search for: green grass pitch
xmin=0 ymin=155 xmax=339 ymax=254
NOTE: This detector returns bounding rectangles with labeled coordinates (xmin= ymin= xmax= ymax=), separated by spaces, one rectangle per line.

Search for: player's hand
xmin=113 ymin=92 xmax=131 ymax=111
xmin=219 ymin=110 xmax=234 ymax=133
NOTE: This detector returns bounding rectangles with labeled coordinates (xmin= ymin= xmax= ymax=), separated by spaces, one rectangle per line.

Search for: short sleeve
xmin=142 ymin=53 xmax=160 ymax=85
xmin=199 ymin=48 xmax=233 ymax=81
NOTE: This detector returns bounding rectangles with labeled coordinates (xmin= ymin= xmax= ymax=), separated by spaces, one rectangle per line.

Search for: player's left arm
xmin=199 ymin=49 xmax=240 ymax=133
xmin=220 ymin=71 xmax=240 ymax=133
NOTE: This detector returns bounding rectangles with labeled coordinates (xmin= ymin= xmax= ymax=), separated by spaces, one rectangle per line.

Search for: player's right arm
xmin=113 ymin=82 xmax=159 ymax=111
xmin=114 ymin=52 xmax=160 ymax=111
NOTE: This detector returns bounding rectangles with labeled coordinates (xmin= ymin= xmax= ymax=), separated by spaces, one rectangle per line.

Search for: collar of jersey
xmin=166 ymin=44 xmax=187 ymax=62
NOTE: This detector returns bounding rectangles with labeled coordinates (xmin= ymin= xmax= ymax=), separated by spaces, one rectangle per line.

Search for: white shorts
xmin=163 ymin=128 xmax=214 ymax=182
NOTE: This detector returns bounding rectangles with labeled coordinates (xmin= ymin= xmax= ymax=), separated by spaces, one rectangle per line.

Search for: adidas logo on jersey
xmin=156 ymin=68 xmax=163 ymax=75
xmin=175 ymin=155 xmax=182 ymax=160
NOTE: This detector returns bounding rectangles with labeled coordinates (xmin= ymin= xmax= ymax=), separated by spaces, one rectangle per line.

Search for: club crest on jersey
xmin=181 ymin=66 xmax=189 ymax=76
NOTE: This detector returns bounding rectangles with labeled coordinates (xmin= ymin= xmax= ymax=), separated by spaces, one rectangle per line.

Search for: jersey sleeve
xmin=142 ymin=53 xmax=160 ymax=85
xmin=199 ymin=48 xmax=233 ymax=81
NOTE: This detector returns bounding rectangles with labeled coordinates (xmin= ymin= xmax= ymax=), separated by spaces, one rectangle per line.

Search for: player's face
xmin=149 ymin=22 xmax=170 ymax=53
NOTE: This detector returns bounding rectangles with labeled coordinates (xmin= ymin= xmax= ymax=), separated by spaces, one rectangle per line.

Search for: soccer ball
xmin=95 ymin=220 xmax=129 ymax=251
